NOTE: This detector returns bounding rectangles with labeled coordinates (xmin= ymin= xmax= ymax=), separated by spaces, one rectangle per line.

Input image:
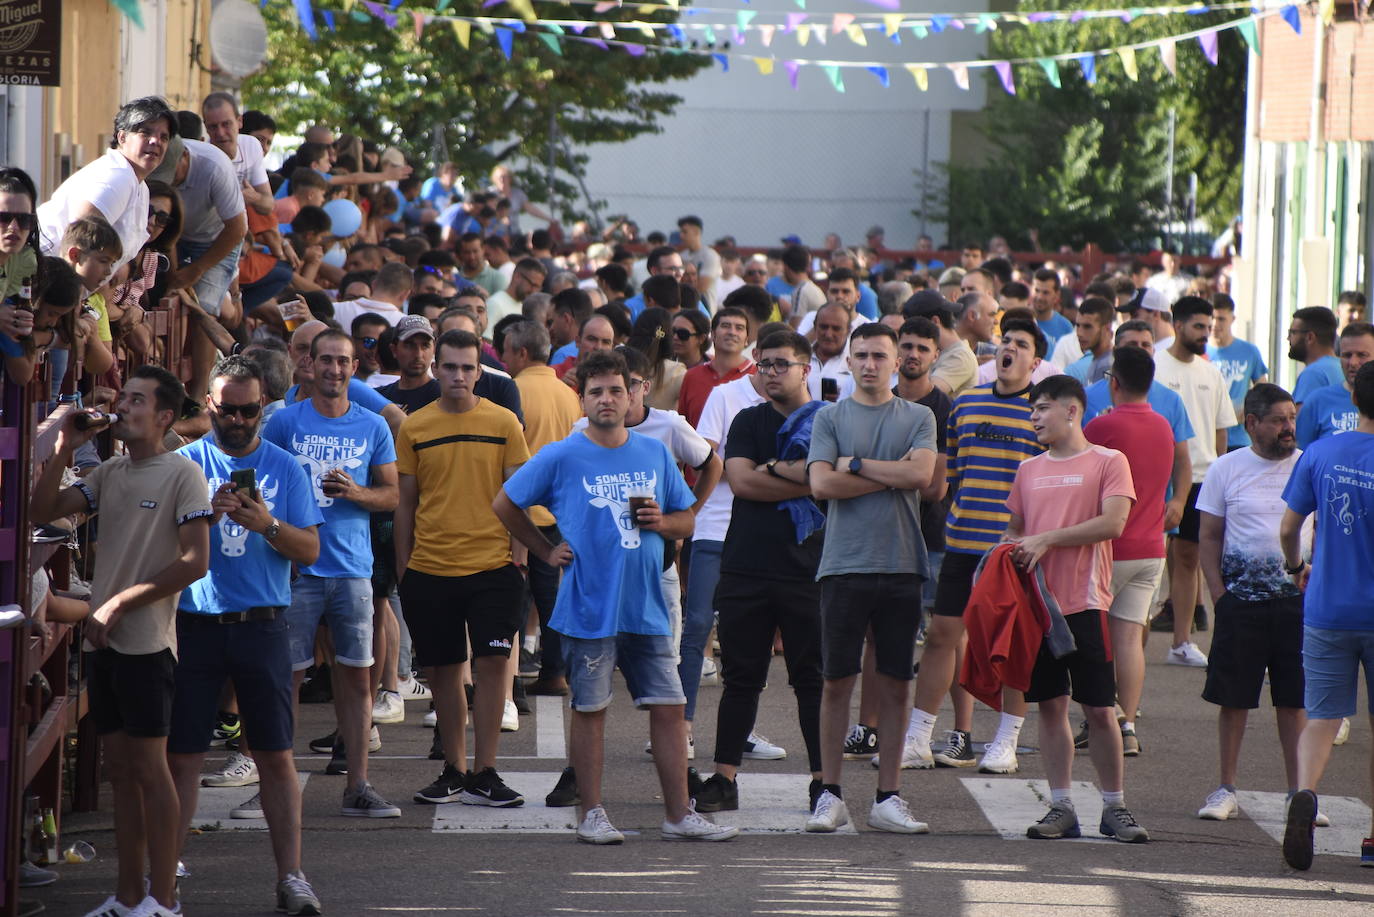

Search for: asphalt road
xmin=26 ymin=627 xmax=1374 ymax=916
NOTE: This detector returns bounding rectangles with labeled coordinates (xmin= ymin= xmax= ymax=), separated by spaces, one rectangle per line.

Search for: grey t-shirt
xmin=807 ymin=396 xmax=937 ymax=579
xmin=176 ymin=139 xmax=246 ymax=244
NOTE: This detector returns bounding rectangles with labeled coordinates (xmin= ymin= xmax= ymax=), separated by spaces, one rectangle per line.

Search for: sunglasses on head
xmin=212 ymin=399 xmax=262 ymax=419
xmin=0 ymin=212 xmax=35 ymax=230
xmin=672 ymin=327 xmax=701 ymax=341
xmin=147 ymin=206 xmax=171 ymax=227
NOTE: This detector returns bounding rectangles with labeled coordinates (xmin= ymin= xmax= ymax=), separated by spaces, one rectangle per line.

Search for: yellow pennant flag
xmin=342 ymin=0 xmax=354 ymax=9
xmin=1118 ymin=46 xmax=1138 ymax=81
xmin=905 ymin=63 xmax=929 ymax=91
xmin=797 ymin=25 xmax=810 ymax=46
xmin=883 ymin=13 xmax=902 ymax=37
xmin=845 ymin=24 xmax=867 ymax=46
xmin=634 ymin=21 xmax=655 ymax=38
xmin=451 ymin=19 xmax=471 ymax=48
xmin=509 ymin=0 xmax=537 ymax=23
xmin=1319 ymin=0 xmax=1334 ymax=23
xmin=754 ymin=57 xmax=774 ymax=75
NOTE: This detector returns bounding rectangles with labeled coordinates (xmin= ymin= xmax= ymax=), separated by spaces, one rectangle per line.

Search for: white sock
xmin=908 ymin=709 xmax=937 ymax=748
xmin=993 ymin=712 xmax=1025 ymax=745
xmin=1102 ymin=790 xmax=1125 ymax=807
xmin=1122 ymin=721 xmax=1136 ymax=733
xmin=1050 ymin=788 xmax=1074 ymax=808
xmin=523 ymin=635 xmax=538 ymax=654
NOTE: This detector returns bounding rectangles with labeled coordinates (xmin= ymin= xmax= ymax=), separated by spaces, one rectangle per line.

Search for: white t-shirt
xmin=1049 ymin=332 xmax=1083 ymax=369
xmin=37 ymin=149 xmax=149 ymax=272
xmin=808 ymin=351 xmax=856 ymax=402
xmin=693 ymin=375 xmax=767 ymax=542
xmin=1195 ymin=447 xmax=1308 ymax=600
xmin=790 ymin=279 xmax=826 ymax=317
xmin=685 ymin=245 xmax=723 ymax=311
xmin=573 ymin=407 xmax=712 ymax=470
xmin=176 ymin=139 xmax=247 ymax=244
xmin=230 ymin=135 xmax=270 ymax=188
xmin=714 ymin=275 xmax=745 ymax=305
xmin=332 ymin=297 xmax=405 ymax=330
xmin=796 ymin=310 xmax=864 ymax=338
xmin=1153 ymin=350 xmax=1234 ymax=483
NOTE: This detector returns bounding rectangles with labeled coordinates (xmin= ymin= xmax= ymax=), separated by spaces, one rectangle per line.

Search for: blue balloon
xmin=322 ymin=198 xmax=363 ymax=238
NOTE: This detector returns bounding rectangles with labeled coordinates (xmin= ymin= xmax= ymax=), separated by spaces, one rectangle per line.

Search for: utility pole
xmin=1163 ymin=107 xmax=1176 ymax=250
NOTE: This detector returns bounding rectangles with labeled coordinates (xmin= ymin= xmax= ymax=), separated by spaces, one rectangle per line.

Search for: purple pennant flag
xmin=784 ymin=60 xmax=800 ymax=89
xmin=929 ymin=15 xmax=950 ymax=32
xmin=994 ymin=60 xmax=1015 ymax=95
xmin=624 ymin=43 xmax=646 ymax=56
xmin=569 ymin=23 xmax=586 ymax=34
xmin=1078 ymin=54 xmax=1096 ymax=85
xmin=862 ymin=0 xmax=900 ymax=9
xmin=322 ymin=9 xmax=334 ymax=30
xmin=1281 ymin=5 xmax=1301 ymax=33
xmin=587 ymin=37 xmax=609 ymax=49
xmin=866 ymin=65 xmax=889 ymax=87
xmin=362 ymin=0 xmax=382 ymax=16
xmin=482 ymin=0 xmax=501 ymax=6
xmin=1027 ymin=11 xmax=1054 ymax=22
xmin=714 ymin=53 xmax=729 ymax=72
xmin=1198 ymin=31 xmax=1218 ymax=65
xmin=1070 ymin=10 xmax=1087 ymax=22
xmin=785 ymin=12 xmax=806 ymax=32
xmin=495 ymin=27 xmax=513 ymax=59
xmin=294 ymin=0 xmax=318 ymax=39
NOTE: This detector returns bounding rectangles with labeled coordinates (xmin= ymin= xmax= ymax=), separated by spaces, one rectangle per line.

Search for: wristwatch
xmin=848 ymin=457 xmax=863 ymax=474
xmin=264 ymin=518 xmax=281 ymax=541
xmin=1283 ymin=558 xmax=1306 ymax=575
xmin=766 ymin=459 xmax=781 ymax=478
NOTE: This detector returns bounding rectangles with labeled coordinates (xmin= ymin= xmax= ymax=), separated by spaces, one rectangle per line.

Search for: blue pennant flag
xmin=293 ymin=0 xmax=317 ymax=39
xmin=322 ymin=9 xmax=335 ymax=29
xmin=495 ymin=27 xmax=513 ymax=59
xmin=713 ymin=53 xmax=729 ymax=72
xmin=1281 ymin=4 xmax=1301 ymax=33
xmin=930 ymin=15 xmax=951 ymax=32
xmin=1078 ymin=53 xmax=1096 ymax=85
xmin=866 ymin=65 xmax=889 ymax=87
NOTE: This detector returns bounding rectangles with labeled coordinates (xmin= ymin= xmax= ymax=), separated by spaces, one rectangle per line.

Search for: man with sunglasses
xmin=172 ymin=355 xmax=325 ymax=915
xmin=350 ymin=314 xmax=390 ymax=384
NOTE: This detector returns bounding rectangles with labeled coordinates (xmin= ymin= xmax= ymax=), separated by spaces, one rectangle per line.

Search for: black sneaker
xmin=309 ymin=729 xmax=338 ymax=754
xmin=325 ymin=737 xmax=348 ymax=775
xmin=1073 ymin=720 xmax=1090 ymax=750
xmin=518 ymin=648 xmax=540 ymax=679
xmin=415 ymin=763 xmax=466 ymax=804
xmin=299 ymin=664 xmax=333 ymax=703
xmin=512 ymin=677 xmax=531 ymax=715
xmin=687 ymin=766 xmax=705 ymax=801
xmin=808 ymin=778 xmax=823 ymax=813
xmin=1283 ymin=789 xmax=1317 ymax=870
xmin=1193 ymin=604 xmax=1209 ymax=632
xmin=1149 ymin=601 xmax=1175 ymax=633
xmin=933 ymin=729 xmax=976 ymax=768
xmin=694 ymin=774 xmax=739 ymax=813
xmin=545 ymin=766 xmax=579 ymax=807
xmin=460 ymin=766 xmax=524 ymax=807
xmin=429 ymin=723 xmax=445 ymax=761
xmin=842 ymin=724 xmax=879 ymax=759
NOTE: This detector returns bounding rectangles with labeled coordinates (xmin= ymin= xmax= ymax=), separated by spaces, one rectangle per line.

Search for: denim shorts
xmin=561 ymin=633 xmax=686 ymax=713
xmin=178 ymin=239 xmax=242 ymax=317
xmin=1303 ymin=625 xmax=1374 ymax=719
xmin=286 ymin=574 xmax=374 ymax=670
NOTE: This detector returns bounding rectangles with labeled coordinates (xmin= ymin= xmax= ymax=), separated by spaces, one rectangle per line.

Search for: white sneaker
xmin=1315 ymin=808 xmax=1331 ymax=828
xmin=127 ymin=895 xmax=182 ymax=917
xmin=423 ymin=707 xmax=437 ymax=727
xmin=805 ymin=790 xmax=850 ymax=832
xmin=742 ymin=732 xmax=787 ymax=760
xmin=1334 ymin=717 xmax=1351 ymax=745
xmin=978 ymin=736 xmax=1019 ymax=774
xmin=577 ymin=805 xmax=626 ymax=844
xmin=230 ymin=791 xmax=263 ymax=819
xmin=662 ymin=802 xmax=739 ymax=841
xmin=868 ymin=794 xmax=930 ymax=834
xmin=644 ymin=735 xmax=695 ymax=760
xmin=398 ymin=675 xmax=433 ymax=701
xmin=700 ymin=657 xmax=720 ymax=686
xmin=83 ymin=895 xmax=135 ymax=917
xmin=201 ymin=751 xmax=259 ymax=787
xmin=1198 ymin=787 xmax=1238 ymax=820
xmin=1166 ymin=641 xmax=1208 ymax=667
xmin=501 ymin=699 xmax=520 ymax=733
xmin=372 ymin=689 xmax=405 ymax=724
xmin=872 ymin=732 xmax=933 ymax=770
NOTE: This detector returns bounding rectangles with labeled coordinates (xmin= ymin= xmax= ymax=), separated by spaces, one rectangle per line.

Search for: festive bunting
xmin=1078 ymin=53 xmax=1097 ymax=84
xmin=1280 ymin=4 xmax=1301 ymax=33
xmin=754 ymin=56 xmax=774 ymax=75
xmin=1197 ymin=30 xmax=1218 ymax=65
xmin=976 ymin=13 xmax=998 ymax=32
xmin=904 ymin=63 xmax=928 ymax=91
xmin=863 ymin=0 xmax=899 ymax=10
xmin=1318 ymin=0 xmax=1334 ymax=24
xmin=1118 ymin=45 xmax=1138 ymax=80
xmin=322 ymin=9 xmax=335 ymax=29
xmin=784 ymin=60 xmax=800 ymax=89
xmin=994 ymin=60 xmax=1015 ymax=94
xmin=845 ymin=24 xmax=867 ymax=46
xmin=909 ymin=23 xmax=928 ymax=39
xmin=1236 ymin=19 xmax=1259 ymax=55
xmin=866 ymin=65 xmax=889 ymax=87
xmin=599 ymin=20 xmax=615 ymax=39
xmin=451 ymin=18 xmax=470 ymax=47
xmin=811 ymin=24 xmax=827 ymax=45
xmin=290 ymin=0 xmax=316 ymax=38
xmin=435 ymin=0 xmax=450 ymax=10
xmin=625 ymin=42 xmax=646 ymax=55
xmin=796 ymin=24 xmax=809 ymax=45
xmin=759 ymin=24 xmax=775 ymax=46
xmin=929 ymin=14 xmax=950 ymax=32
xmin=714 ymin=53 xmax=729 ymax=71
xmin=495 ymin=26 xmax=513 ymax=57
xmin=948 ymin=62 xmax=968 ymax=90
xmin=1159 ymin=36 xmax=1177 ymax=74
xmin=784 ymin=12 xmax=805 ymax=33
xmin=736 ymin=10 xmax=756 ymax=32
xmin=1038 ymin=58 xmax=1061 ymax=88
xmin=412 ymin=9 xmax=425 ymax=39
xmin=882 ymin=14 xmax=902 ymax=37
xmin=823 ymin=63 xmax=845 ymax=92
xmin=537 ymin=31 xmax=562 ymax=53
xmin=831 ymin=12 xmax=855 ymax=34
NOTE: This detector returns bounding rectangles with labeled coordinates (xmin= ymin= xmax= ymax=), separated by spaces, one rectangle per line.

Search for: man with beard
xmin=1195 ymin=384 xmax=1309 ymax=827
xmin=171 ymin=356 xmax=325 ymax=915
xmin=1296 ymin=322 xmax=1374 ymax=447
xmin=1152 ymin=297 xmax=1236 ymax=667
xmin=1287 ymin=307 xmax=1343 ymax=407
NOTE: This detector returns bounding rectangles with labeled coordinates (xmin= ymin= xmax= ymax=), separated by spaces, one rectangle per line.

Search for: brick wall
xmin=1257 ymin=8 xmax=1374 ymax=142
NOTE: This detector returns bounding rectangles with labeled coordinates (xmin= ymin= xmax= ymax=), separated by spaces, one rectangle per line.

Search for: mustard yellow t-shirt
xmin=513 ymin=365 xmax=583 ymax=527
xmin=87 ymin=292 xmax=113 ymax=343
xmin=396 ymin=398 xmax=531 ymax=577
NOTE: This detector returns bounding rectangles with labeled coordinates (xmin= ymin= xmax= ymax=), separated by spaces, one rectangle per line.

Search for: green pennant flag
xmin=1237 ymin=19 xmax=1260 ymax=55
xmin=436 ymin=0 xmax=452 ymax=11
xmin=537 ymin=32 xmax=563 ymax=54
xmin=109 ymin=0 xmax=143 ymax=27
xmin=350 ymin=9 xmax=370 ymax=22
xmin=824 ymin=63 xmax=845 ymax=92
xmin=910 ymin=23 xmax=928 ymax=39
xmin=976 ymin=13 xmax=997 ymax=32
xmin=1038 ymin=58 xmax=1061 ymax=88
xmin=546 ymin=23 xmax=564 ymax=35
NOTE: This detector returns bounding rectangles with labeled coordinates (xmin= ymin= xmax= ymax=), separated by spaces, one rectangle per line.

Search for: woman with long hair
xmin=106 ymin=180 xmax=184 ymax=360
xmin=671 ymin=309 xmax=710 ymax=370
xmin=626 ymin=306 xmax=686 ymax=411
xmin=0 ymin=166 xmax=43 ymax=345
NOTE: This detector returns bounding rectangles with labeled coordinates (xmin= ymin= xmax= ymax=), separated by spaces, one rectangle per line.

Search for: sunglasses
xmin=672 ymin=327 xmax=702 ymax=341
xmin=0 ymin=212 xmax=35 ymax=230
xmin=212 ymin=399 xmax=262 ymax=419
xmin=147 ymin=207 xmax=171 ymax=227
xmin=744 ymin=269 xmax=767 ymax=276
xmin=357 ymin=336 xmax=378 ymax=350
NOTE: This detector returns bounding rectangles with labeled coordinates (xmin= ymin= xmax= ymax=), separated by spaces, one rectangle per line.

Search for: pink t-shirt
xmin=1006 ymin=444 xmax=1136 ymax=615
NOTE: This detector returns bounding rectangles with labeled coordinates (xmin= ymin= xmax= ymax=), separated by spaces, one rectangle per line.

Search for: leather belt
xmin=181 ymin=606 xmax=283 ymax=624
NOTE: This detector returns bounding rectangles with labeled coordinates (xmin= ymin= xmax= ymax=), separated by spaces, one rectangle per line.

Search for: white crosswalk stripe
xmin=960 ymin=776 xmax=1122 ymax=841
xmin=535 ymin=694 xmax=566 ymax=760
xmin=193 ymin=773 xmax=309 ymax=830
xmin=1238 ymin=790 xmax=1371 ymax=858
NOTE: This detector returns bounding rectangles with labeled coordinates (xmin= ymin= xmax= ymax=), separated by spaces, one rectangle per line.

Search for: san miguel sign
xmin=0 ymin=0 xmax=59 ymax=86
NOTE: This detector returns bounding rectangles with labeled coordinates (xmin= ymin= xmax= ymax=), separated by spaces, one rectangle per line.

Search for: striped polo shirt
xmin=945 ymin=381 xmax=1043 ymax=555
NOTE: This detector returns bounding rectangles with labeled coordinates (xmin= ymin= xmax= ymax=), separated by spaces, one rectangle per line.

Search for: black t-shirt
xmin=720 ymin=402 xmax=824 ymax=581
xmin=909 ymin=385 xmax=952 ymax=553
xmin=377 ymin=374 xmax=524 ymax=424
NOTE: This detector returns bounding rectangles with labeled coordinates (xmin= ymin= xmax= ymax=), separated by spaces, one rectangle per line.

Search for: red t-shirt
xmin=1084 ymin=403 xmax=1175 ymax=561
xmin=677 ymin=359 xmax=755 ymax=429
xmin=552 ymin=355 xmax=578 ymax=380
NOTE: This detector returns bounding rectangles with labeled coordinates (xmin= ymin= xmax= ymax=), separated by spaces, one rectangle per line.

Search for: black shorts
xmin=89 ymin=647 xmax=176 ymax=738
xmin=370 ymin=516 xmax=397 ymax=597
xmin=1175 ymin=483 xmax=1204 ymax=543
xmin=819 ymin=573 xmax=922 ymax=681
xmin=931 ymin=551 xmax=983 ymax=618
xmin=1203 ymin=592 xmax=1305 ymax=709
xmin=398 ymin=565 xmax=525 ymax=668
xmin=1025 ymin=610 xmax=1116 ymax=708
xmin=168 ymin=613 xmax=295 ymax=755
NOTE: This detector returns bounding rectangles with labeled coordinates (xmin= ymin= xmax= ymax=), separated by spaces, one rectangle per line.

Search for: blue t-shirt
xmin=765 ymin=276 xmax=796 ymax=301
xmin=1208 ymin=338 xmax=1268 ymax=447
xmin=437 ymin=204 xmax=481 ymax=236
xmin=502 ymin=431 xmax=694 ymax=639
xmin=856 ymin=284 xmax=879 ymax=320
xmin=1085 ymin=379 xmax=1195 ymax=444
xmin=1282 ymin=430 xmax=1374 ymax=630
xmin=1037 ymin=311 xmax=1074 ymax=350
xmin=625 ymin=292 xmax=708 ymax=321
xmin=1293 ymin=355 xmax=1344 ymax=404
xmin=284 ymin=377 xmax=392 ymax=416
xmin=1296 ymin=383 xmax=1359 ymax=448
xmin=419 ymin=177 xmax=456 ymax=209
xmin=262 ymin=400 xmax=396 ymax=578
xmin=548 ymin=341 xmax=578 ymax=366
xmin=176 ymin=437 xmax=324 ymax=614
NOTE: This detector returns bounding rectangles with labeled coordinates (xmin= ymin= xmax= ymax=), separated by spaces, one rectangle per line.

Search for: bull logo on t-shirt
xmin=214 ymin=475 xmax=281 ymax=557
xmin=289 ymin=432 xmax=369 ymax=508
xmin=583 ymin=472 xmax=657 ymax=549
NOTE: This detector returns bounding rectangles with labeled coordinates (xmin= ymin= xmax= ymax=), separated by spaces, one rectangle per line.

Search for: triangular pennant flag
xmin=845 ymin=24 xmax=867 ymax=46
xmin=930 ymin=14 xmax=950 ymax=32
xmin=948 ymin=62 xmax=969 ymax=90
xmin=785 ymin=60 xmax=800 ymax=89
xmin=342 ymin=0 xmax=354 ymax=11
xmin=754 ymin=56 xmax=774 ymax=75
xmin=797 ymin=24 xmax=810 ymax=45
xmin=436 ymin=0 xmax=451 ymax=10
xmin=831 ymin=12 xmax=855 ymax=34
xmin=759 ymin=24 xmax=775 ymax=45
xmin=667 ymin=24 xmax=685 ymax=41
xmin=909 ymin=24 xmax=928 ymax=39
xmin=904 ymin=63 xmax=929 ymax=91
xmin=1078 ymin=54 xmax=1097 ymax=85
xmin=411 ymin=9 xmax=425 ymax=40
xmin=568 ymin=23 xmax=585 ymax=34
xmin=811 ymin=24 xmax=827 ymax=45
xmin=350 ymin=10 xmax=368 ymax=22
xmin=593 ymin=1 xmax=615 ymax=10
xmin=736 ymin=10 xmax=756 ymax=31
xmin=636 ymin=21 xmax=656 ymax=39
xmin=624 ymin=43 xmax=646 ymax=56
xmin=702 ymin=25 xmax=717 ymax=43
xmin=976 ymin=13 xmax=997 ymax=32
xmin=322 ymin=9 xmax=335 ymax=30
xmin=537 ymin=32 xmax=562 ymax=54
xmin=994 ymin=60 xmax=1015 ymax=95
xmin=866 ymin=65 xmax=889 ymax=87
xmin=1319 ymin=0 xmax=1334 ymax=24
xmin=823 ymin=64 xmax=845 ymax=93
xmin=1070 ymin=10 xmax=1087 ymax=22
xmin=292 ymin=0 xmax=315 ymax=39
xmin=784 ymin=12 xmax=806 ymax=32
xmin=1159 ymin=37 xmax=1177 ymax=74
xmin=1118 ymin=45 xmax=1138 ymax=81
xmin=508 ymin=19 xmax=527 ymax=33
xmin=882 ymin=14 xmax=902 ymax=37
xmin=714 ymin=53 xmax=729 ymax=72
xmin=1237 ymin=19 xmax=1259 ymax=55
xmin=509 ymin=0 xmax=536 ymax=23
xmin=1281 ymin=5 xmax=1301 ymax=33
xmin=387 ymin=0 xmax=401 ymax=9
xmin=951 ymin=18 xmax=965 ymax=29
xmin=473 ymin=18 xmax=493 ymax=33
xmin=1038 ymin=58 xmax=1061 ymax=88
xmin=599 ymin=21 xmax=616 ymax=40
xmin=546 ymin=23 xmax=564 ymax=35
xmin=794 ymin=0 xmax=805 ymax=8
xmin=1197 ymin=30 xmax=1218 ymax=65
xmin=586 ymin=38 xmax=609 ymax=49
xmin=495 ymin=27 xmax=514 ymax=59
xmin=864 ymin=0 xmax=899 ymax=9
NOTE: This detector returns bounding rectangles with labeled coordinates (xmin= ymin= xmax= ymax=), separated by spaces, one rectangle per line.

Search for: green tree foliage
xmin=926 ymin=0 xmax=1246 ymax=251
xmin=244 ymin=1 xmax=709 ymax=221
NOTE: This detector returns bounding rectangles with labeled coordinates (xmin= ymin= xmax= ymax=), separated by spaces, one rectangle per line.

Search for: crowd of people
xmin=2 ymin=93 xmax=1373 ymax=917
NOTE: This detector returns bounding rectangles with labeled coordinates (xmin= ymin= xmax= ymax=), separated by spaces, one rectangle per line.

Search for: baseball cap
xmin=395 ymin=314 xmax=434 ymax=341
xmin=903 ymin=289 xmax=959 ymax=318
xmin=145 ymin=135 xmax=186 ymax=186
xmin=866 ymin=225 xmax=885 ymax=238
xmin=1119 ymin=287 xmax=1170 ymax=313
xmin=780 ymin=234 xmax=802 ymax=245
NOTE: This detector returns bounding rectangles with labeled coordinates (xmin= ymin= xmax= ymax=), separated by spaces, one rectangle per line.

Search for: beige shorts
xmin=1108 ymin=558 xmax=1166 ymax=626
